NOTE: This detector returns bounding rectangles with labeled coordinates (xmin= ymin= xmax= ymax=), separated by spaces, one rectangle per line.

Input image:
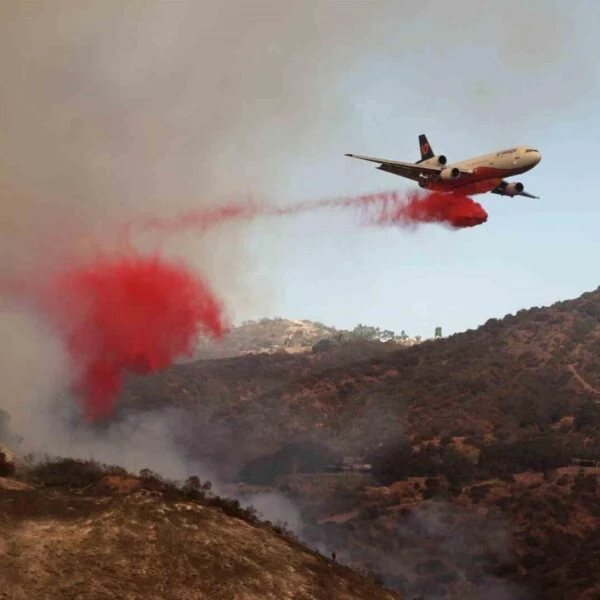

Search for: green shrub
xmin=30 ymin=458 xmax=124 ymax=487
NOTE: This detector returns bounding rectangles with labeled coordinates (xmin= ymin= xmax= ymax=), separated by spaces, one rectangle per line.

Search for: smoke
xmin=0 ymin=0 xmax=401 ymax=457
xmin=297 ymin=498 xmax=530 ymax=599
xmin=0 ymin=301 xmax=72 ymax=440
xmin=0 ymin=0 xmax=496 ymax=455
xmin=14 ymin=402 xmax=221 ymax=487
xmin=240 ymin=491 xmax=304 ymax=535
xmin=383 ymin=500 xmax=523 ymax=599
xmin=0 ymin=0 xmax=405 ymax=318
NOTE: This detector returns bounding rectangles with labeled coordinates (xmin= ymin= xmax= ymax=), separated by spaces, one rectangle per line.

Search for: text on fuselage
xmin=496 ymin=148 xmax=517 ymax=156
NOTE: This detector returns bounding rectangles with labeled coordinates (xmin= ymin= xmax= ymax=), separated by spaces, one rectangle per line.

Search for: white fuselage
xmin=419 ymin=145 xmax=542 ymax=195
xmin=422 ymin=145 xmax=541 ymax=172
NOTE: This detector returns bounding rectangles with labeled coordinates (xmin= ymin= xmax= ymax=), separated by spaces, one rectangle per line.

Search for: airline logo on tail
xmin=418 ymin=134 xmax=434 ymax=161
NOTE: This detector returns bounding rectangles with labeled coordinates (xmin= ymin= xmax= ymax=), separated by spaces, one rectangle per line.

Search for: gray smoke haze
xmin=298 ymin=498 xmax=530 ymax=599
xmin=0 ymin=0 xmax=397 ymax=461
xmin=384 ymin=500 xmax=526 ymax=600
xmin=239 ymin=491 xmax=303 ymax=534
xmin=14 ymin=402 xmax=221 ymax=487
xmin=0 ymin=302 xmax=72 ymax=440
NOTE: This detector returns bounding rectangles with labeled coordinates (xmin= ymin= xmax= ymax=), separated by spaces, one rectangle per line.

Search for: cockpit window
xmin=525 ymin=148 xmax=539 ymax=153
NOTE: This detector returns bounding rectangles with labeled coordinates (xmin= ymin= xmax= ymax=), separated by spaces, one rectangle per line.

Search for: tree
xmin=441 ymin=446 xmax=475 ymax=487
xmin=368 ymin=438 xmax=413 ymax=485
xmin=312 ymin=338 xmax=334 ymax=353
xmin=478 ymin=433 xmax=571 ymax=474
xmin=574 ymin=403 xmax=600 ymax=432
xmin=351 ymin=324 xmax=381 ymax=341
xmin=182 ymin=475 xmax=201 ymax=495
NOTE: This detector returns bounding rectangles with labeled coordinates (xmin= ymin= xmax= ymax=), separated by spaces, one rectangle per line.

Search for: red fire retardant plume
xmin=359 ymin=190 xmax=488 ymax=229
xmin=30 ymin=188 xmax=485 ymax=422
xmin=384 ymin=192 xmax=487 ymax=229
xmin=46 ymin=254 xmax=226 ymax=421
xmin=131 ymin=190 xmax=488 ymax=239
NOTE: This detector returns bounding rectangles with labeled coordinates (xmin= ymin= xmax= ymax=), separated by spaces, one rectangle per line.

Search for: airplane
xmin=345 ymin=134 xmax=542 ymax=199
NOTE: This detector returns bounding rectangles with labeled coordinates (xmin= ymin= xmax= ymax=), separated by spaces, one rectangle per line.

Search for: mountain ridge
xmin=123 ymin=285 xmax=600 ymax=470
xmin=191 ymin=316 xmax=428 ymax=360
xmin=118 ymin=284 xmax=600 ymax=598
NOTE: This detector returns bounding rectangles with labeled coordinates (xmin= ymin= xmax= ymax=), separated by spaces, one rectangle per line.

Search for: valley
xmin=119 ymin=287 xmax=600 ymax=598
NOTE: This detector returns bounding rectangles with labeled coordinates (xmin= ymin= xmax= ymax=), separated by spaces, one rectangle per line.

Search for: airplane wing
xmin=345 ymin=153 xmax=472 ymax=183
xmin=491 ymin=180 xmax=539 ymax=199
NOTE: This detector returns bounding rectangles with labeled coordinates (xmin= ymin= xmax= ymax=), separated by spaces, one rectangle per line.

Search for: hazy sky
xmin=238 ymin=1 xmax=600 ymax=338
xmin=3 ymin=0 xmax=599 ymax=343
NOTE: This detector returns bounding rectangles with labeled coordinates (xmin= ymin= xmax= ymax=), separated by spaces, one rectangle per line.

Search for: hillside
xmin=191 ymin=317 xmax=425 ymax=359
xmin=123 ymin=287 xmax=600 ymax=468
xmin=265 ymin=464 xmax=600 ymax=599
xmin=115 ymin=286 xmax=600 ymax=598
xmin=0 ymin=456 xmax=402 ymax=600
xmin=192 ymin=318 xmax=338 ymax=358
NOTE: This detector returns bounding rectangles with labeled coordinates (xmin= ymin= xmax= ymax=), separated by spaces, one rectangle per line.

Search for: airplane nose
xmin=533 ymin=151 xmax=542 ymax=164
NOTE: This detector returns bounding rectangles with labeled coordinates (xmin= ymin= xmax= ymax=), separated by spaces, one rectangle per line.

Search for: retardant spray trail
xmin=11 ymin=188 xmax=484 ymax=422
xmin=41 ymin=254 xmax=227 ymax=421
xmin=296 ymin=189 xmax=489 ymax=229
xmin=130 ymin=189 xmax=487 ymax=240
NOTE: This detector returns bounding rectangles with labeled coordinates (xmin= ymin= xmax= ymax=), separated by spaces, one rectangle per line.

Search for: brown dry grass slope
xmin=191 ymin=317 xmax=339 ymax=359
xmin=0 ymin=460 xmax=402 ymax=600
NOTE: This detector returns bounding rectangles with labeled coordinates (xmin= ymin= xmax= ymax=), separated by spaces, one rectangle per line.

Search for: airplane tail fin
xmin=418 ymin=134 xmax=434 ymax=161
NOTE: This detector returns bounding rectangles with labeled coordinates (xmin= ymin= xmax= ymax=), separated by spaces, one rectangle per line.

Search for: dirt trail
xmin=568 ymin=363 xmax=600 ymax=398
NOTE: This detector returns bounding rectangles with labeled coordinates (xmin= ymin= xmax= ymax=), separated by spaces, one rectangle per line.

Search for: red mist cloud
xmin=43 ymin=254 xmax=226 ymax=420
xmin=12 ymin=188 xmax=485 ymax=421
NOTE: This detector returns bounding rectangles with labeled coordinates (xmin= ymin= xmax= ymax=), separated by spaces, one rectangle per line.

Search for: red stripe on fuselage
xmin=421 ymin=164 xmax=532 ymax=196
